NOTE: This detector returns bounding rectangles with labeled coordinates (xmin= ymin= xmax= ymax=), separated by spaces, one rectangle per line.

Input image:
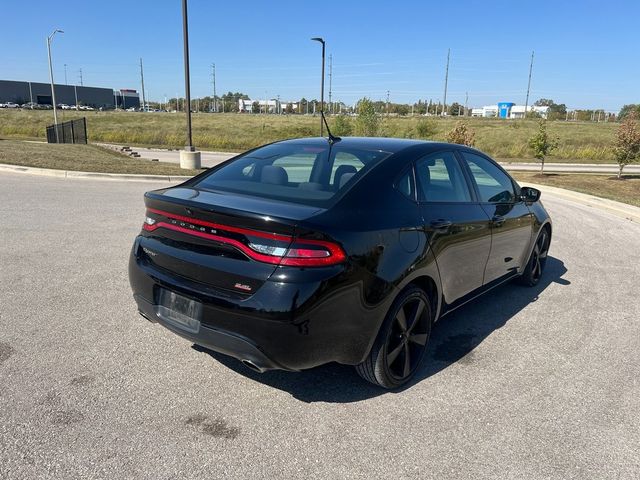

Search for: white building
xmin=238 ymin=98 xmax=295 ymax=113
xmin=471 ymin=105 xmax=499 ymax=118
xmin=471 ymin=104 xmax=549 ymax=119
xmin=508 ymin=105 xmax=549 ymax=119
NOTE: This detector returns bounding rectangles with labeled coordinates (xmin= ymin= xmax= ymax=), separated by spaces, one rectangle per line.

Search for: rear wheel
xmin=356 ymin=286 xmax=432 ymax=389
xmin=518 ymin=227 xmax=550 ymax=287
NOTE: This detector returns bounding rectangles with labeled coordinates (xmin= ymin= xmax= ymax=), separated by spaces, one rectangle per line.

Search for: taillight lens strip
xmin=143 ymin=208 xmax=346 ymax=267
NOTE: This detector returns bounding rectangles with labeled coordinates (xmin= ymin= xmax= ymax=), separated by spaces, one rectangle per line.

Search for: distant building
xmin=470 ymin=103 xmax=548 ymax=119
xmin=0 ymin=79 xmax=139 ymax=109
xmin=238 ymin=98 xmax=296 ymax=113
xmin=471 ymin=105 xmax=499 ymax=118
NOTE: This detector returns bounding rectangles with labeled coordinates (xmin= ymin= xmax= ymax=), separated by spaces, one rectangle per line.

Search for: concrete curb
xmin=525 ymin=182 xmax=640 ymax=223
xmin=0 ymin=163 xmax=192 ymax=183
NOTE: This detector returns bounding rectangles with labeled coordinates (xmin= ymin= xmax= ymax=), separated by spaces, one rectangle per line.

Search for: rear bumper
xmin=134 ymin=294 xmax=287 ymax=372
xmin=129 ymin=240 xmax=389 ymax=371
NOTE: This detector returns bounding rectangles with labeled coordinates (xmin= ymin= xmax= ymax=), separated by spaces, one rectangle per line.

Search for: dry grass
xmin=512 ymin=172 xmax=640 ymax=207
xmin=0 ymin=139 xmax=200 ymax=175
xmin=0 ymin=109 xmax=619 ymax=162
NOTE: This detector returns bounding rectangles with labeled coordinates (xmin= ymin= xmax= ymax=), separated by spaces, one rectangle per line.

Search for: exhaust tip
xmin=241 ymin=359 xmax=266 ymax=373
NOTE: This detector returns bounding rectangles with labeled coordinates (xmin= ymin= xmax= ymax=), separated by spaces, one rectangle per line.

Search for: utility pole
xmin=179 ymin=0 xmax=200 ymax=169
xmin=64 ymin=64 xmax=68 ymax=85
xmin=139 ymin=58 xmax=146 ymax=111
xmin=311 ymin=37 xmax=325 ymax=135
xmin=78 ymin=68 xmax=83 ymax=86
xmin=464 ymin=91 xmax=468 ymax=116
xmin=211 ymin=63 xmax=217 ymax=113
xmin=47 ymin=29 xmax=63 ymax=143
xmin=386 ymin=90 xmax=390 ymax=116
xmin=328 ymin=54 xmax=332 ymax=114
xmin=524 ymin=51 xmax=534 ymax=120
xmin=442 ymin=48 xmax=450 ymax=116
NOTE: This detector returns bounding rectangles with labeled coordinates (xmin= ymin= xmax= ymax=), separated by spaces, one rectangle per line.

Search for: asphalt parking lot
xmin=1 ymin=172 xmax=639 ymax=479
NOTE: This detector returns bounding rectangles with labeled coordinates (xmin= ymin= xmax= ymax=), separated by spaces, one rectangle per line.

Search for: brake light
xmin=142 ymin=209 xmax=346 ymax=267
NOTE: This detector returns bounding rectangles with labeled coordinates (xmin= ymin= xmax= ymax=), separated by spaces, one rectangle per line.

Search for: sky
xmin=1 ymin=0 xmax=638 ymax=112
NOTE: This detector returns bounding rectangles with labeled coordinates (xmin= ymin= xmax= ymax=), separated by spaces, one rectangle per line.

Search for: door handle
xmin=429 ymin=219 xmax=453 ymax=231
xmin=492 ymin=215 xmax=505 ymax=227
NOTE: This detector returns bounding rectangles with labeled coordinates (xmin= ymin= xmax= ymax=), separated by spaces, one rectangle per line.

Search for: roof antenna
xmin=321 ymin=111 xmax=341 ymax=144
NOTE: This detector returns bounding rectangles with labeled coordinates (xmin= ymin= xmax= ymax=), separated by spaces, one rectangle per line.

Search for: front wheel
xmin=518 ymin=227 xmax=550 ymax=287
xmin=356 ymin=286 xmax=432 ymax=389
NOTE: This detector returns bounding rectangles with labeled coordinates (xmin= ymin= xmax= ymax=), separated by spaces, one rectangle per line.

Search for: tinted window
xmin=330 ymin=152 xmax=364 ymax=188
xmin=193 ymin=143 xmax=392 ymax=207
xmin=415 ymin=151 xmax=471 ymax=202
xmin=395 ymin=168 xmax=415 ymax=201
xmin=462 ymin=152 xmax=515 ymax=203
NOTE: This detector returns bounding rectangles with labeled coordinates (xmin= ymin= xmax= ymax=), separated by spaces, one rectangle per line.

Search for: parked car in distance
xmin=129 ymin=137 xmax=552 ymax=388
xmin=5 ymin=102 xmax=19 ymax=108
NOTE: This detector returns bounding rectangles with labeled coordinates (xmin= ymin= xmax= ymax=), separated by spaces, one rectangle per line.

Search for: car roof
xmin=273 ymin=136 xmax=445 ymax=154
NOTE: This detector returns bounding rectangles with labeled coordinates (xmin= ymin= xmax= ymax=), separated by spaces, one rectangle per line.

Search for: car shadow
xmin=195 ymin=256 xmax=569 ymax=403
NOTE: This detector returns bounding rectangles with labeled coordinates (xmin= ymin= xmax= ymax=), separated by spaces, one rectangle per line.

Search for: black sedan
xmin=129 ymin=137 xmax=551 ymax=388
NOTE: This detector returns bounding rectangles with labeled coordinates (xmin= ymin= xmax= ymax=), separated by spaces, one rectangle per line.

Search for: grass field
xmin=0 ymin=109 xmax=619 ymax=162
xmin=0 ymin=139 xmax=200 ymax=175
xmin=512 ymin=173 xmax=640 ymax=207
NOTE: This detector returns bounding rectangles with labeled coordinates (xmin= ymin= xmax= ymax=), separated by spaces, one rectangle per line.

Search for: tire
xmin=518 ymin=227 xmax=550 ymax=287
xmin=356 ymin=286 xmax=432 ymax=389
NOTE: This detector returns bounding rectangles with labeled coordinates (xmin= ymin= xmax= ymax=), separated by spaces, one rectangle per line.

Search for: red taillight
xmin=142 ymin=209 xmax=346 ymax=267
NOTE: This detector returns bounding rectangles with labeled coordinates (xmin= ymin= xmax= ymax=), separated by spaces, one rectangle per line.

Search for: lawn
xmin=0 ymin=109 xmax=619 ymax=162
xmin=0 ymin=139 xmax=200 ymax=176
xmin=512 ymin=172 xmax=640 ymax=207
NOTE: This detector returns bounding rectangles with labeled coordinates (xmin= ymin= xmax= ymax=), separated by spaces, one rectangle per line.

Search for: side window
xmin=330 ymin=152 xmax=364 ymax=189
xmin=415 ymin=151 xmax=472 ymax=203
xmin=272 ymin=153 xmax=317 ymax=183
xmin=394 ymin=168 xmax=415 ymax=201
xmin=462 ymin=152 xmax=515 ymax=203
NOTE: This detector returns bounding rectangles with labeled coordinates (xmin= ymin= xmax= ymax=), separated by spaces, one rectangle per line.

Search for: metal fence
xmin=46 ymin=118 xmax=88 ymax=144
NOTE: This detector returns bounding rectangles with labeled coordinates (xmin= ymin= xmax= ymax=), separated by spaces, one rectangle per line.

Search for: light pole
xmin=47 ymin=29 xmax=63 ymax=142
xmin=179 ymin=0 xmax=201 ymax=169
xmin=311 ymin=37 xmax=325 ymax=136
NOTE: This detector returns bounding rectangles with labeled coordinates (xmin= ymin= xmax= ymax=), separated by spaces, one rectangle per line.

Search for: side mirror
xmin=520 ymin=186 xmax=541 ymax=203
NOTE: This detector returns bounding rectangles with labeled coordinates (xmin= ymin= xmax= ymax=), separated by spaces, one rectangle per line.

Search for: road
xmin=1 ymin=173 xmax=639 ymax=479
xmin=115 ymin=145 xmax=640 ymax=174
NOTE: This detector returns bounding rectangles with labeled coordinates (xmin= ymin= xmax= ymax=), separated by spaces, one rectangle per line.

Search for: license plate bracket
xmin=155 ymin=288 xmax=202 ymax=333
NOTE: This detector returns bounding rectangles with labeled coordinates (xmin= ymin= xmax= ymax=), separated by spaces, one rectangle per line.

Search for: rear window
xmin=193 ymin=143 xmax=392 ymax=207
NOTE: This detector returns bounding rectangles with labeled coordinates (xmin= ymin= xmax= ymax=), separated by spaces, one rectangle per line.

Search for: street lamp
xmin=311 ymin=37 xmax=325 ymax=136
xmin=179 ymin=0 xmax=201 ymax=169
xmin=47 ymin=29 xmax=63 ymax=143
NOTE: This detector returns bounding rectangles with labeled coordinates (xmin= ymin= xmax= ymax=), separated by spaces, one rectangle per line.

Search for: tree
xmin=415 ymin=118 xmax=437 ymax=139
xmin=445 ymin=121 xmax=475 ymax=146
xmin=613 ymin=112 xmax=640 ymax=178
xmin=251 ymin=101 xmax=260 ymax=114
xmin=354 ymin=98 xmax=379 ymax=136
xmin=528 ymin=119 xmax=558 ymax=174
xmin=333 ymin=115 xmax=353 ymax=136
xmin=618 ymin=104 xmax=640 ymax=121
xmin=448 ymin=102 xmax=463 ymax=116
xmin=284 ymin=103 xmax=294 ymax=114
xmin=534 ymin=98 xmax=567 ymax=120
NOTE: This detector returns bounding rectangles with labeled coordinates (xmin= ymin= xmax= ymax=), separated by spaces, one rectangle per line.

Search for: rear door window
xmin=415 ymin=151 xmax=472 ymax=203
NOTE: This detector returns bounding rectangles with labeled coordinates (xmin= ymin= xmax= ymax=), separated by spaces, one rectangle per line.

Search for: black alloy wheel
xmin=519 ymin=228 xmax=550 ymax=287
xmin=356 ymin=286 xmax=432 ymax=388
